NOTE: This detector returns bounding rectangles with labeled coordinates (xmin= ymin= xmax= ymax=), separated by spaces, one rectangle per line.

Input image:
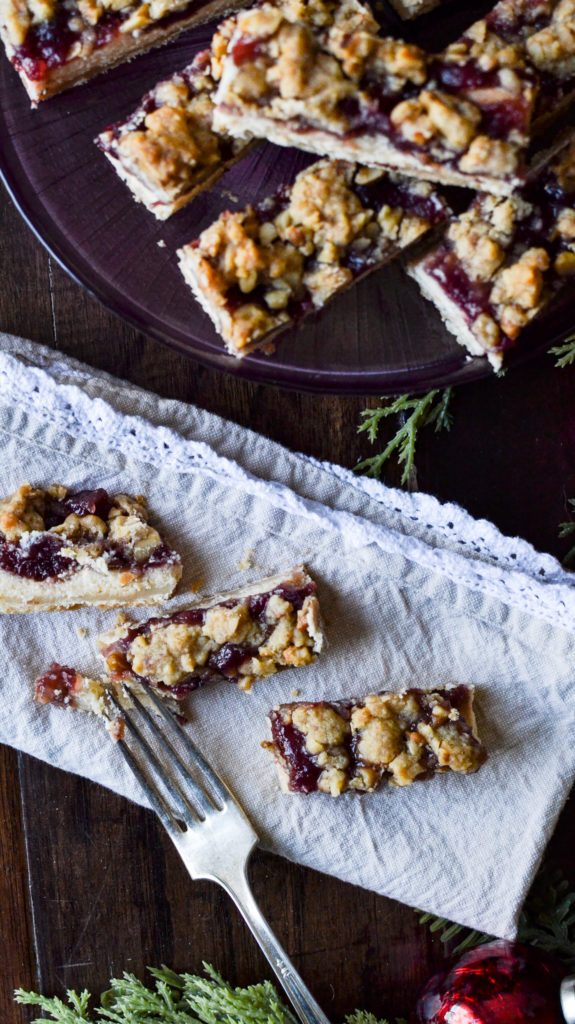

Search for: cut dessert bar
xmin=407 ymin=138 xmax=575 ymax=369
xmin=34 ymin=662 xmax=126 ymax=739
xmin=99 ymin=565 xmax=324 ymax=695
xmin=0 ymin=483 xmax=182 ymax=613
xmin=213 ymin=0 xmax=574 ymax=195
xmin=177 ymin=157 xmax=449 ymax=356
xmin=264 ymin=686 xmax=487 ymax=796
xmin=34 ymin=661 xmax=180 ymax=737
xmin=0 ymin=0 xmax=243 ymax=104
xmin=96 ymin=20 xmax=253 ymax=219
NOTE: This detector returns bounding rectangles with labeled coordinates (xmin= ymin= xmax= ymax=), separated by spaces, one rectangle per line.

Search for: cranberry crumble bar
xmin=0 ymin=483 xmax=182 ymax=613
xmin=34 ymin=661 xmax=181 ymax=737
xmin=34 ymin=662 xmax=126 ymax=738
xmin=264 ymin=685 xmax=487 ymax=796
xmin=177 ymin=157 xmax=449 ymax=356
xmin=96 ymin=20 xmax=253 ymax=219
xmin=407 ymin=138 xmax=575 ymax=369
xmin=212 ymin=0 xmax=573 ymax=195
xmin=99 ymin=565 xmax=324 ymax=695
xmin=0 ymin=0 xmax=244 ymax=104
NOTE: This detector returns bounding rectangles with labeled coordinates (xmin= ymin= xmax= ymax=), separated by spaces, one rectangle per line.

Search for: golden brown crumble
xmin=101 ymin=571 xmax=324 ymax=691
xmin=267 ymin=689 xmax=486 ymax=796
xmin=0 ymin=483 xmax=162 ymax=565
xmin=2 ymin=0 xmax=200 ymax=46
xmin=178 ymin=159 xmax=443 ymax=353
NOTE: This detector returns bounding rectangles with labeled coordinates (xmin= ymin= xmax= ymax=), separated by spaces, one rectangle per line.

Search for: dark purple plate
xmin=1 ymin=6 xmax=574 ymax=394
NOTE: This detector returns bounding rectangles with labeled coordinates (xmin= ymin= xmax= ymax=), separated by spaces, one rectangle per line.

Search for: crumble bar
xmin=0 ymin=0 xmax=244 ymax=104
xmin=99 ymin=565 xmax=324 ymax=695
xmin=34 ymin=662 xmax=126 ymax=738
xmin=96 ymin=20 xmax=253 ymax=219
xmin=34 ymin=661 xmax=181 ymax=737
xmin=407 ymin=138 xmax=575 ymax=369
xmin=212 ymin=0 xmax=574 ymax=195
xmin=264 ymin=685 xmax=487 ymax=796
xmin=177 ymin=157 xmax=449 ymax=356
xmin=0 ymin=483 xmax=182 ymax=612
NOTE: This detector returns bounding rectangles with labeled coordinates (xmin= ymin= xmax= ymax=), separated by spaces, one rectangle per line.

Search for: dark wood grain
xmin=1 ymin=178 xmax=575 ymax=1024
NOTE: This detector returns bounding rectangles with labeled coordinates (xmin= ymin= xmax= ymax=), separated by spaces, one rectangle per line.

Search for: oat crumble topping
xmin=213 ymin=0 xmax=574 ymax=193
xmin=100 ymin=566 xmax=324 ymax=694
xmin=265 ymin=687 xmax=487 ymax=795
xmin=178 ymin=157 xmax=448 ymax=355
xmin=408 ymin=138 xmax=575 ymax=367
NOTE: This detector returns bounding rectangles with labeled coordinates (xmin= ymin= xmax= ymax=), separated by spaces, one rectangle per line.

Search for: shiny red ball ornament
xmin=415 ymin=940 xmax=565 ymax=1023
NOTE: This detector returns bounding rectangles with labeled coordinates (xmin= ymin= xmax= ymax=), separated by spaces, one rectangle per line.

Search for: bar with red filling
xmin=407 ymin=138 xmax=575 ymax=369
xmin=177 ymin=157 xmax=449 ymax=356
xmin=96 ymin=20 xmax=254 ymax=219
xmin=0 ymin=0 xmax=245 ymax=104
xmin=264 ymin=686 xmax=487 ymax=796
xmin=99 ymin=565 xmax=324 ymax=695
xmin=213 ymin=0 xmax=575 ymax=196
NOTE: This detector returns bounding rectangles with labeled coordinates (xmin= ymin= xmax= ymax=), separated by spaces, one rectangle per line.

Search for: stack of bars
xmin=2 ymin=0 xmax=575 ymax=366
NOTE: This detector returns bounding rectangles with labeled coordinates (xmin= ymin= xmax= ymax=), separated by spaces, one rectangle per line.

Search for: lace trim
xmin=1 ymin=349 xmax=574 ymax=631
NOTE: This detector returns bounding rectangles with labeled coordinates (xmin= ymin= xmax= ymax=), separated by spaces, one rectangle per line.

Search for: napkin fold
xmin=1 ymin=331 xmax=575 ymax=940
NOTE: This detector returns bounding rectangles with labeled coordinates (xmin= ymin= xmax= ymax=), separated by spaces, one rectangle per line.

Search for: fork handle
xmin=218 ymin=867 xmax=333 ymax=1024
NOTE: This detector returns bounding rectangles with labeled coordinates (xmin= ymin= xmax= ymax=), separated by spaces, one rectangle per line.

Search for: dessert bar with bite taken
xmin=34 ymin=661 xmax=181 ymax=737
xmin=407 ymin=138 xmax=575 ymax=369
xmin=213 ymin=0 xmax=573 ymax=195
xmin=0 ymin=483 xmax=182 ymax=613
xmin=34 ymin=662 xmax=126 ymax=739
xmin=264 ymin=686 xmax=487 ymax=796
xmin=100 ymin=564 xmax=324 ymax=695
xmin=0 ymin=0 xmax=244 ymax=104
xmin=96 ymin=18 xmax=253 ymax=219
xmin=177 ymin=157 xmax=449 ymax=356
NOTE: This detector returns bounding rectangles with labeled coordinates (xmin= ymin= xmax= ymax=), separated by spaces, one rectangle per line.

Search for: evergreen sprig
xmin=558 ymin=498 xmax=575 ymax=568
xmin=417 ymin=864 xmax=575 ymax=968
xmin=549 ymin=332 xmax=575 ymax=368
xmin=15 ymin=966 xmax=405 ymax=1024
xmin=355 ymin=389 xmax=453 ymax=485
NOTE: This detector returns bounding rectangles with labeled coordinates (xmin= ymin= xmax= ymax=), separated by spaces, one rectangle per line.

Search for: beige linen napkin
xmin=1 ymin=331 xmax=574 ymax=940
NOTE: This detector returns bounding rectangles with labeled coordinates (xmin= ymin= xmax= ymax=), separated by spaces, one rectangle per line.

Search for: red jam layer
xmin=35 ymin=662 xmax=79 ymax=706
xmin=103 ymin=580 xmax=317 ymax=693
xmin=0 ymin=488 xmax=177 ymax=581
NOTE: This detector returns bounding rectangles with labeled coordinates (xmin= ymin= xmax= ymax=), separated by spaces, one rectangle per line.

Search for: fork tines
xmin=107 ymin=682 xmax=228 ymax=833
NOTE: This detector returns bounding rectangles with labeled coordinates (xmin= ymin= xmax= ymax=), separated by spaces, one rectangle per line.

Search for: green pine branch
xmin=355 ymin=389 xmax=453 ymax=486
xmin=417 ymin=863 xmax=575 ymax=970
xmin=549 ymin=332 xmax=575 ymax=368
xmin=15 ymin=967 xmax=404 ymax=1024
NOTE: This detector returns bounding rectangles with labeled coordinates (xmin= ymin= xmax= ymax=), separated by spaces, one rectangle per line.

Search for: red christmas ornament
xmin=415 ymin=940 xmax=566 ymax=1023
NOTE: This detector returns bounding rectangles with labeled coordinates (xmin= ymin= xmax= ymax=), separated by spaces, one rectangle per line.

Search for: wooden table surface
xmin=1 ymin=176 xmax=575 ymax=1024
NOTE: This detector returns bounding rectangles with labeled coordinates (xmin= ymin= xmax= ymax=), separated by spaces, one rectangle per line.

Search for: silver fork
xmin=106 ymin=682 xmax=331 ymax=1024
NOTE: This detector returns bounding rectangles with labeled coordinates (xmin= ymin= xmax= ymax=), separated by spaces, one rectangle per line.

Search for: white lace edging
xmin=1 ymin=349 xmax=575 ymax=633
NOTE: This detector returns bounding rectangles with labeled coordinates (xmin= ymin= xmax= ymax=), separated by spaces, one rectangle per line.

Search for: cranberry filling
xmin=208 ymin=642 xmax=259 ymax=677
xmin=426 ymin=246 xmax=494 ymax=322
xmin=0 ymin=533 xmax=73 ymax=581
xmin=231 ymin=34 xmax=267 ymax=66
xmin=44 ymin=487 xmax=113 ymax=529
xmin=269 ymin=710 xmax=323 ymax=794
xmin=13 ymin=1 xmax=204 ymax=79
xmin=35 ymin=663 xmax=79 ymax=706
